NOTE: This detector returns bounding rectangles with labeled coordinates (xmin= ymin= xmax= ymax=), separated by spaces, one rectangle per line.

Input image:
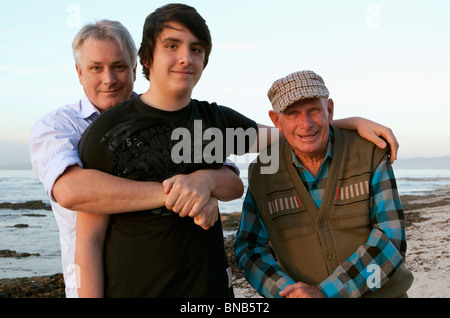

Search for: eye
xmin=285 ymin=110 xmax=298 ymax=119
xmin=166 ymin=44 xmax=178 ymax=50
xmin=191 ymin=46 xmax=204 ymax=54
xmin=114 ymin=64 xmax=127 ymax=71
xmin=310 ymin=107 xmax=321 ymax=114
xmin=89 ymin=66 xmax=102 ymax=72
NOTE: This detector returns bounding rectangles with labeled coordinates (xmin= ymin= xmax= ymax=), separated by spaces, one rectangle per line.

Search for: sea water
xmin=1 ymin=169 xmax=449 ymax=279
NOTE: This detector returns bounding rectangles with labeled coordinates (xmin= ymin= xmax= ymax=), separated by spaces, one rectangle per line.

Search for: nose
xmin=298 ymin=113 xmax=313 ymax=129
xmin=179 ymin=47 xmax=193 ymax=66
xmin=103 ymin=68 xmax=117 ymax=86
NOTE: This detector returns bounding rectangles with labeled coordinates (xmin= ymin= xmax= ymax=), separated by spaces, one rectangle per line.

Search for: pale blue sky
xmin=1 ymin=0 xmax=449 ymax=166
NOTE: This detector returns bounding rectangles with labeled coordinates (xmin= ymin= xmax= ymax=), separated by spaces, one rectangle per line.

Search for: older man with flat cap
xmin=235 ymin=70 xmax=414 ymax=298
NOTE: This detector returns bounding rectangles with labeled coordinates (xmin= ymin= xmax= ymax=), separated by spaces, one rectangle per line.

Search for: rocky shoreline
xmin=1 ymin=192 xmax=449 ymax=298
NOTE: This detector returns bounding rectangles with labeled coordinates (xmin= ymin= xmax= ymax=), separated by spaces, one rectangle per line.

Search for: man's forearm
xmin=202 ymin=166 xmax=244 ymax=201
xmin=75 ymin=211 xmax=109 ymax=297
xmin=53 ymin=165 xmax=166 ymax=214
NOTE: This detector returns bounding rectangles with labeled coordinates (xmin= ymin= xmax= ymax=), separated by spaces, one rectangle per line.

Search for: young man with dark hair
xmin=76 ymin=4 xmax=400 ymax=298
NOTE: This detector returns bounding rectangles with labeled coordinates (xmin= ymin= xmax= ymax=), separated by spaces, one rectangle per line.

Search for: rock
xmin=221 ymin=212 xmax=242 ymax=229
xmin=12 ymin=224 xmax=29 ymax=228
xmin=0 ymin=249 xmax=40 ymax=258
xmin=0 ymin=274 xmax=65 ymax=298
xmin=0 ymin=200 xmax=51 ymax=211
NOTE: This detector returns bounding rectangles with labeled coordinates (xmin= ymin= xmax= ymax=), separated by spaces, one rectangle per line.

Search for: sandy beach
xmin=1 ymin=190 xmax=449 ymax=298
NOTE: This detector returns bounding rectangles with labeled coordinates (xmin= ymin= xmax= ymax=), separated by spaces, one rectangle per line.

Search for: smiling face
xmin=145 ymin=21 xmax=205 ymax=106
xmin=269 ymin=98 xmax=334 ymax=162
xmin=76 ymin=38 xmax=136 ymax=113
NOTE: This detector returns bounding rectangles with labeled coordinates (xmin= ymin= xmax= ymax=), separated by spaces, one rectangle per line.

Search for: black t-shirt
xmin=78 ymin=96 xmax=257 ymax=298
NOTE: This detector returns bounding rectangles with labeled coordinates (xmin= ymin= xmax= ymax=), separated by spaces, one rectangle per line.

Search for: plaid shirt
xmin=235 ymin=130 xmax=407 ymax=298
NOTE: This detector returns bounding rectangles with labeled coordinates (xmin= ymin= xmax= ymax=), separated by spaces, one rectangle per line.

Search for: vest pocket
xmin=275 ymin=219 xmax=315 ymax=242
xmin=330 ymin=201 xmax=371 ymax=230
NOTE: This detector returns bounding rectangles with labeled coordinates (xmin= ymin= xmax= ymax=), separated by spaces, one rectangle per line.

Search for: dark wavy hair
xmin=138 ymin=3 xmax=212 ymax=80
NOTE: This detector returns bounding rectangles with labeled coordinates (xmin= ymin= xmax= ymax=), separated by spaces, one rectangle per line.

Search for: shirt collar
xmin=78 ymin=94 xmax=101 ymax=119
xmin=291 ymin=127 xmax=334 ymax=170
xmin=77 ymin=92 xmax=139 ymax=119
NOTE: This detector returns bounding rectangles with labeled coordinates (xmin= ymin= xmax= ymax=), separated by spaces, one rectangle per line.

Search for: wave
xmin=397 ymin=177 xmax=450 ymax=182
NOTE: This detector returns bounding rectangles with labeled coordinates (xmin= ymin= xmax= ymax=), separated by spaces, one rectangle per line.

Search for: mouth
xmin=298 ymin=131 xmax=318 ymax=140
xmin=99 ymin=88 xmax=121 ymax=94
xmin=172 ymin=70 xmax=194 ymax=76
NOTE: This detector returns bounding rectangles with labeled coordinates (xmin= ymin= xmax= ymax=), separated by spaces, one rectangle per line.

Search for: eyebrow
xmin=159 ymin=25 xmax=204 ymax=47
xmin=87 ymin=59 xmax=128 ymax=65
xmin=160 ymin=36 xmax=204 ymax=48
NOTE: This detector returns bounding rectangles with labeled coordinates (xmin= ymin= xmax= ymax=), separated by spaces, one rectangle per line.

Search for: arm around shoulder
xmin=333 ymin=117 xmax=398 ymax=162
xmin=53 ymin=165 xmax=167 ymax=214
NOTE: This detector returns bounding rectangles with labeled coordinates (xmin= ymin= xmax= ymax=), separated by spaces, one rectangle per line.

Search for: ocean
xmin=1 ymin=168 xmax=450 ymax=279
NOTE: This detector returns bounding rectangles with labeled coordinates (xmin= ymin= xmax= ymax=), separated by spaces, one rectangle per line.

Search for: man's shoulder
xmin=190 ymin=99 xmax=220 ymax=113
xmin=334 ymin=126 xmax=389 ymax=169
xmin=336 ymin=127 xmax=383 ymax=150
xmin=31 ymin=99 xmax=86 ymax=131
xmin=86 ymin=97 xmax=137 ymax=129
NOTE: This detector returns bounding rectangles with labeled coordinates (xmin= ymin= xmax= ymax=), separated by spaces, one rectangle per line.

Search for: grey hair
xmin=72 ymin=19 xmax=137 ymax=67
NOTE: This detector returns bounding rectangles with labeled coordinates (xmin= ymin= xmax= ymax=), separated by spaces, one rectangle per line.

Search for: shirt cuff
xmin=43 ymin=152 xmax=82 ymax=202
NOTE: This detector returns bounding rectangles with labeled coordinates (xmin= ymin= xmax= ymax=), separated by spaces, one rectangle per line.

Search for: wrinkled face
xmin=76 ymin=38 xmax=136 ymax=113
xmin=269 ymin=98 xmax=334 ymax=160
xmin=146 ymin=21 xmax=205 ymax=99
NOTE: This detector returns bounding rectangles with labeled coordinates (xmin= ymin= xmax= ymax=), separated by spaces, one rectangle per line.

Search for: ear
xmin=132 ymin=63 xmax=137 ymax=82
xmin=327 ymin=98 xmax=334 ymax=124
xmin=75 ymin=63 xmax=83 ymax=85
xmin=268 ymin=110 xmax=282 ymax=132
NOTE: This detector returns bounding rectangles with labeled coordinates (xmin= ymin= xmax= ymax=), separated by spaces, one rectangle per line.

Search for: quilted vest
xmin=249 ymin=127 xmax=413 ymax=297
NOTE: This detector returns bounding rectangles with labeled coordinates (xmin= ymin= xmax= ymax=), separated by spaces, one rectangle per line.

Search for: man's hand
xmin=279 ymin=282 xmax=324 ymax=298
xmin=353 ymin=118 xmax=399 ymax=163
xmin=192 ymin=197 xmax=219 ymax=230
xmin=163 ymin=172 xmax=213 ymax=218
xmin=162 ymin=166 xmax=243 ymax=230
xmin=163 ymin=172 xmax=218 ymax=230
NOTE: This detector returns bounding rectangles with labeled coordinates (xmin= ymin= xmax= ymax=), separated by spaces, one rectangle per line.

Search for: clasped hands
xmin=162 ymin=172 xmax=219 ymax=230
xmin=279 ymin=282 xmax=324 ymax=298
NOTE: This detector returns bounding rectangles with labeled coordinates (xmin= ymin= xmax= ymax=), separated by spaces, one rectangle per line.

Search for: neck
xmin=140 ymin=87 xmax=192 ymax=112
xmin=295 ymin=151 xmax=326 ymax=178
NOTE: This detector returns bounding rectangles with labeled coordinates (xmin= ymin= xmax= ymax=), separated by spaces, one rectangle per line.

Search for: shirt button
xmin=326 ymin=254 xmax=334 ymax=260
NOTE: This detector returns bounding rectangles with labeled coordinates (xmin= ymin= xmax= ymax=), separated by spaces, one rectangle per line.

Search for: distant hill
xmin=395 ymin=156 xmax=450 ymax=169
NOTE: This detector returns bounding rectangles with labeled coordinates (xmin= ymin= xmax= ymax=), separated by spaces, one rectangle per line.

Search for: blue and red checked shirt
xmin=234 ymin=130 xmax=407 ymax=298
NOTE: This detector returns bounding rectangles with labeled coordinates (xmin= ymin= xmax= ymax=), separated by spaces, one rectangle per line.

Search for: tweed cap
xmin=268 ymin=70 xmax=329 ymax=113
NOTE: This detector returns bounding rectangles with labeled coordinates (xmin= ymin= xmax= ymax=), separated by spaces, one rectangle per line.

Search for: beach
xmin=1 ymin=189 xmax=448 ymax=298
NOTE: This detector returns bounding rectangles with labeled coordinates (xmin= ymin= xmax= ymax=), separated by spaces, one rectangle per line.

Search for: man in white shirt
xmin=29 ymin=19 xmax=244 ymax=298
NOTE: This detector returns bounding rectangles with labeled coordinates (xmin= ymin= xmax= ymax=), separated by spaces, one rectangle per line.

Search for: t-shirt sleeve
xmin=78 ymin=125 xmax=115 ymax=174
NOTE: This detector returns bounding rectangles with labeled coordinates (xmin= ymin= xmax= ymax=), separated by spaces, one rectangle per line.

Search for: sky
xmin=1 ymin=0 xmax=449 ymax=166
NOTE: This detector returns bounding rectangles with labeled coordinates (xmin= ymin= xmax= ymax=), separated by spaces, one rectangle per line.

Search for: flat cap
xmin=268 ymin=70 xmax=329 ymax=113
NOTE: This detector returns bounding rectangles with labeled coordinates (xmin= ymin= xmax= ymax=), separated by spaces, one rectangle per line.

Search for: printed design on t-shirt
xmin=104 ymin=120 xmax=223 ymax=182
